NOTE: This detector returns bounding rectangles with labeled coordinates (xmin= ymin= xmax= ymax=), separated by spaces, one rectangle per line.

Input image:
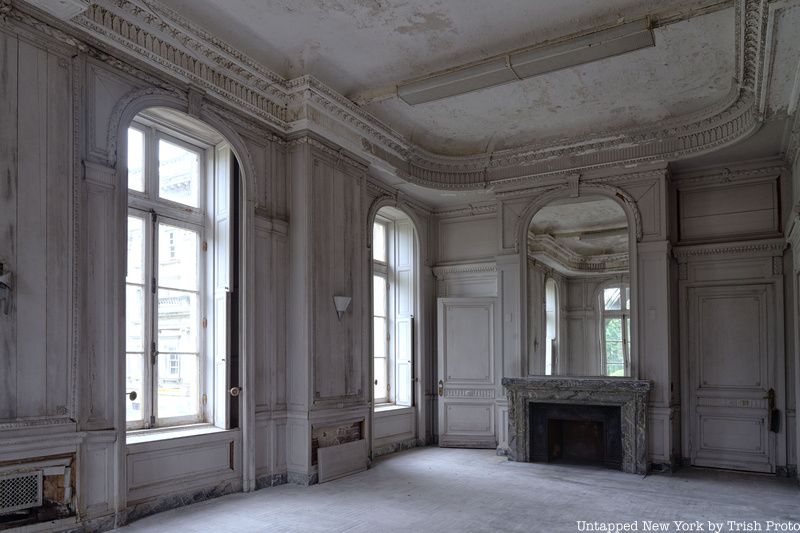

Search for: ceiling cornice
xmin=528 ymin=234 xmax=630 ymax=275
xmin=12 ymin=0 xmax=782 ymax=191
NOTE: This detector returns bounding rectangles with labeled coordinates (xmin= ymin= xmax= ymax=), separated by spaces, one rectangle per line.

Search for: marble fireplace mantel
xmin=502 ymin=377 xmax=652 ymax=474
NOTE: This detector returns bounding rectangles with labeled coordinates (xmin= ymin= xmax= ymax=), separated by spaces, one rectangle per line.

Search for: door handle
xmin=0 ymin=264 xmax=11 ymax=315
xmin=763 ymin=388 xmax=779 ymax=433
xmin=229 ymin=386 xmax=242 ymax=397
xmin=437 ymin=380 xmax=444 ymax=397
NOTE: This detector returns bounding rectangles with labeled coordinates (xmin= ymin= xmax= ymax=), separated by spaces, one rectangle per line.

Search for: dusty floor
xmin=116 ymin=447 xmax=800 ymax=533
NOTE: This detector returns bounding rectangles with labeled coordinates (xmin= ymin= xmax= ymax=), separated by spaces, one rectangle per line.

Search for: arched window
xmin=372 ymin=208 xmax=416 ymax=408
xmin=125 ymin=110 xmax=238 ymax=430
xmin=544 ymin=277 xmax=558 ymax=375
xmin=600 ymin=282 xmax=631 ymax=377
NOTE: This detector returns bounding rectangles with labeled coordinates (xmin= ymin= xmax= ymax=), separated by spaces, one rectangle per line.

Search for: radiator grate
xmin=0 ymin=471 xmax=43 ymax=514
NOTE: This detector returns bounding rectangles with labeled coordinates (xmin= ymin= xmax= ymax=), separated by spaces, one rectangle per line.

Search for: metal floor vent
xmin=0 ymin=471 xmax=43 ymax=514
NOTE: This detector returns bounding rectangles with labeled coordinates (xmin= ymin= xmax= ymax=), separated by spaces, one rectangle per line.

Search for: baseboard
xmin=255 ymin=471 xmax=288 ymax=490
xmin=123 ymin=478 xmax=242 ymax=525
xmin=287 ymin=470 xmax=318 ymax=486
xmin=372 ymin=437 xmax=423 ymax=458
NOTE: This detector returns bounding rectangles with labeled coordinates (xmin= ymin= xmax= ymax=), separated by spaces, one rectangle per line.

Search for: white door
xmin=687 ymin=284 xmax=779 ymax=473
xmin=437 ymin=298 xmax=496 ymax=448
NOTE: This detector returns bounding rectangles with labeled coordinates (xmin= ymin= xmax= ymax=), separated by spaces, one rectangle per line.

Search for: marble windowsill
xmin=126 ymin=423 xmax=231 ymax=445
xmin=374 ymin=404 xmax=413 ymax=414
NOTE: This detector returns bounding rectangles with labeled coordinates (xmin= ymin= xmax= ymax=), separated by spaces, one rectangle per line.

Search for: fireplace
xmin=502 ymin=377 xmax=651 ymax=474
xmin=530 ymin=403 xmax=622 ymax=469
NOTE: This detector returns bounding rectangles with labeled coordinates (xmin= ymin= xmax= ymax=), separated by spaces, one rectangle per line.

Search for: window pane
xmin=372 ymin=223 xmax=386 ymax=262
xmin=157 ymin=353 xmax=199 ymax=419
xmin=126 ymin=284 xmax=145 ymax=352
xmin=126 ymin=353 xmax=144 ymax=422
xmin=158 ymin=223 xmax=199 ymax=291
xmin=605 ymin=317 xmax=622 ymax=342
xmin=624 ymin=286 xmax=630 ymax=311
xmin=606 ymin=363 xmax=625 ymax=377
xmin=127 ymin=216 xmax=145 ymax=284
xmin=374 ymin=356 xmax=387 ymax=401
xmin=373 ymin=317 xmax=387 ymax=358
xmin=157 ymin=289 xmax=199 ymax=353
xmin=159 ymin=139 xmax=200 ymax=207
xmin=128 ymin=128 xmax=145 ymax=192
xmin=603 ymin=287 xmax=621 ymax=310
xmin=373 ymin=275 xmax=386 ymax=317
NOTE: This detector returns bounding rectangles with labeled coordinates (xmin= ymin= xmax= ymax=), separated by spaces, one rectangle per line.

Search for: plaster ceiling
xmin=368 ymin=8 xmax=736 ymax=155
xmin=157 ymin=0 xmax=740 ymax=156
xmin=529 ymin=196 xmax=629 ymax=259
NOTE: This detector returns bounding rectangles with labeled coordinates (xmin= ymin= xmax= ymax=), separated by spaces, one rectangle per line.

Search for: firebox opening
xmin=548 ymin=419 xmax=605 ymax=464
xmin=529 ymin=402 xmax=622 ymax=470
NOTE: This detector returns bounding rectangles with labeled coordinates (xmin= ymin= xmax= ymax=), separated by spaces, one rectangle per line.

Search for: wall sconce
xmin=332 ymin=296 xmax=352 ymax=321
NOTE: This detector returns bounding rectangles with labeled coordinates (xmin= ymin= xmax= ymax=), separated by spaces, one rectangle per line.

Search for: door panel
xmin=437 ymin=298 xmax=496 ymax=448
xmin=687 ymin=284 xmax=774 ymax=472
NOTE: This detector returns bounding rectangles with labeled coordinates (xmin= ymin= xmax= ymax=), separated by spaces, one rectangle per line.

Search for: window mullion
xmin=148 ymin=210 xmax=158 ymax=427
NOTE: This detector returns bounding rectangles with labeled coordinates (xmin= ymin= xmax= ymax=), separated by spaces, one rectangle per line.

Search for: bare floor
xmin=116 ymin=447 xmax=800 ymax=533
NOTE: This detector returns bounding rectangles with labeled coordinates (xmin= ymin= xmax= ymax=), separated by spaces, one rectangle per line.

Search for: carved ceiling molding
xmin=72 ymin=1 xmax=288 ymax=130
xmin=15 ymin=0 xmax=779 ymax=190
xmin=673 ymin=238 xmax=787 ymax=261
xmin=434 ymin=203 xmax=498 ymax=219
xmin=527 ymin=234 xmax=630 ymax=275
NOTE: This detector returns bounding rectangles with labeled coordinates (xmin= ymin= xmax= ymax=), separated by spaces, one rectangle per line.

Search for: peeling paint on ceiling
xmin=367 ymin=8 xmax=736 ymax=155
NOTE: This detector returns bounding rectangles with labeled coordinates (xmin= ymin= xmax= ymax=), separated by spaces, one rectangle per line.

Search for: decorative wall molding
xmin=10 ymin=0 xmax=777 ymax=191
xmin=444 ymin=388 xmax=496 ymax=399
xmin=432 ymin=261 xmax=497 ymax=280
xmin=671 ymin=159 xmax=786 ymax=186
xmin=673 ymin=238 xmax=788 ymax=261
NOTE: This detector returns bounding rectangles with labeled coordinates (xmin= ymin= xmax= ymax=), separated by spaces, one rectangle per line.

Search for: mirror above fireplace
xmin=526 ymin=194 xmax=635 ymax=377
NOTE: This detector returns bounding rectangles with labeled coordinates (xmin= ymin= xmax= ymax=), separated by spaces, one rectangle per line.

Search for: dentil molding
xmin=8 ymin=0 xmax=784 ymax=190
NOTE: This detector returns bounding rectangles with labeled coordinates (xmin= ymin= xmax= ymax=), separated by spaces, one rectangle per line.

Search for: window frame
xmin=599 ymin=282 xmax=631 ymax=377
xmin=125 ymin=119 xmax=210 ymax=431
xmin=543 ymin=276 xmax=559 ymax=376
xmin=372 ymin=219 xmax=391 ymax=405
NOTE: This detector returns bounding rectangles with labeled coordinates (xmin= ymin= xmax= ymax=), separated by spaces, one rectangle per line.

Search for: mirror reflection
xmin=527 ymin=195 xmax=632 ymax=377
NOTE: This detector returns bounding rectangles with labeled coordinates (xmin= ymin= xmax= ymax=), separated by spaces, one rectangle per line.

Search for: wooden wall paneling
xmin=0 ymin=28 xmax=19 ymax=420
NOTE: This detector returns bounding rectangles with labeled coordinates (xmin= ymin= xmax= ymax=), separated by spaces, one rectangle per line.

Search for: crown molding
xmin=71 ymin=1 xmax=288 ymax=130
xmin=12 ymin=0 xmax=782 ymax=190
xmin=528 ymin=234 xmax=629 ymax=275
